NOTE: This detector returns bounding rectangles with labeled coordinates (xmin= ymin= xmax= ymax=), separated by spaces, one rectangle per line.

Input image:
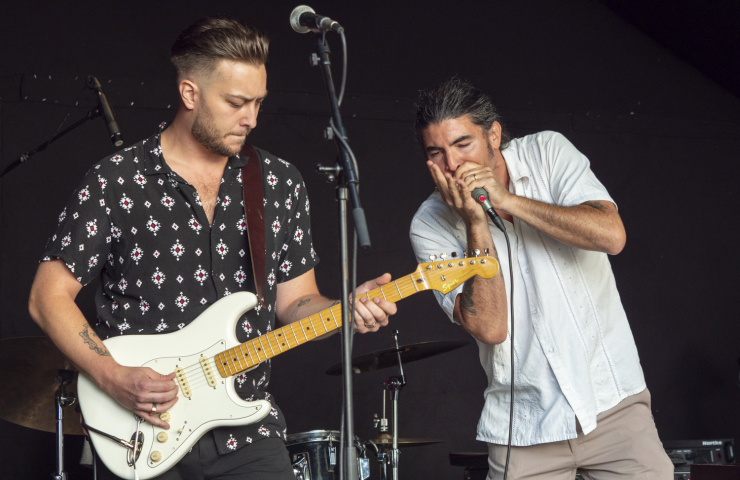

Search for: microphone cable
xmin=472 ymin=188 xmax=514 ymax=480
xmin=499 ymin=225 xmax=514 ymax=480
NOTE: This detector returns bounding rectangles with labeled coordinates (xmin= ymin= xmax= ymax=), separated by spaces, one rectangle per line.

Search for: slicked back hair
xmin=171 ymin=16 xmax=269 ymax=85
xmin=414 ymin=77 xmax=511 ymax=151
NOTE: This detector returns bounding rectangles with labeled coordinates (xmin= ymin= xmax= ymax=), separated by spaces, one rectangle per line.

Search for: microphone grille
xmin=290 ymin=5 xmax=315 ymax=34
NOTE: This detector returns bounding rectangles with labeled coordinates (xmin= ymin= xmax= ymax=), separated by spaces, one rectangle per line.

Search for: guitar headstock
xmin=416 ymin=252 xmax=499 ymax=294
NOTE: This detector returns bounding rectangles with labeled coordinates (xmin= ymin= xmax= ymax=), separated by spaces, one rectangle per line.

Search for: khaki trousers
xmin=487 ymin=388 xmax=674 ymax=480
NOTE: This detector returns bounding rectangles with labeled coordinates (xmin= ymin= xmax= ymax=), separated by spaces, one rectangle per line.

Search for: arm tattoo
xmin=330 ymin=300 xmax=341 ymax=307
xmin=460 ymin=280 xmax=477 ymax=316
xmin=291 ymin=298 xmax=312 ymax=318
xmin=79 ymin=324 xmax=111 ymax=357
xmin=583 ymin=201 xmax=607 ymax=211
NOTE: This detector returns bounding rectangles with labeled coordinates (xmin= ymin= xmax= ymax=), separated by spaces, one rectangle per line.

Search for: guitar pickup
xmin=200 ymin=357 xmax=217 ymax=387
xmin=175 ymin=367 xmax=192 ymax=398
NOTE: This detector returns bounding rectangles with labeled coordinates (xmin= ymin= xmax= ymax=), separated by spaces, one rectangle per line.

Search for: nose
xmin=242 ymin=104 xmax=259 ymax=129
xmin=445 ymin=150 xmax=464 ymax=173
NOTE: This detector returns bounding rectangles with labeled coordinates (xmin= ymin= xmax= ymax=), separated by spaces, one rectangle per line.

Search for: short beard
xmin=191 ymin=100 xmax=249 ymax=157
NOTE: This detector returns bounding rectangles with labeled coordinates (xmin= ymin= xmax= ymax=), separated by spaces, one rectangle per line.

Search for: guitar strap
xmin=239 ymin=144 xmax=267 ymax=308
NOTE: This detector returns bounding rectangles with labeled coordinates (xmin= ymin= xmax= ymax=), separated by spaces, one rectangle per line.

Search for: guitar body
xmin=77 ymin=292 xmax=271 ymax=480
xmin=77 ymin=256 xmax=499 ymax=479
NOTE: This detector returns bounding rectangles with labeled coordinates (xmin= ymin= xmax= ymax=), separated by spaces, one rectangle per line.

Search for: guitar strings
xmin=154 ymin=270 xmax=452 ymax=398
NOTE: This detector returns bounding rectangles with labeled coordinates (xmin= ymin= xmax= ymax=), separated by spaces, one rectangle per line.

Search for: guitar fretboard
xmin=214 ymin=273 xmax=428 ymax=378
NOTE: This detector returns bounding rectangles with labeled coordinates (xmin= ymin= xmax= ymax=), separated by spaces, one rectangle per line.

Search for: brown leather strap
xmin=240 ymin=144 xmax=266 ymax=308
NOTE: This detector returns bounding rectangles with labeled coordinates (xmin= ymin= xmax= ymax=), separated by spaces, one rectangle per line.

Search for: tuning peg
xmin=484 ymin=248 xmax=489 ymax=255
xmin=429 ymin=254 xmax=436 ymax=261
xmin=440 ymin=253 xmax=447 ymax=260
xmin=451 ymin=252 xmax=458 ymax=258
xmin=473 ymin=249 xmax=480 ymax=257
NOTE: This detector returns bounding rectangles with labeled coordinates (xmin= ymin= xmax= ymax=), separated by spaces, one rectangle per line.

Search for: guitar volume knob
xmin=159 ymin=412 xmax=171 ymax=422
xmin=151 ymin=451 xmax=162 ymax=462
xmin=157 ymin=432 xmax=169 ymax=443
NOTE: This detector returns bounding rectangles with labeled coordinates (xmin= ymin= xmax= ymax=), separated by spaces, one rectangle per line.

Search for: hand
xmin=102 ymin=365 xmax=179 ymax=429
xmin=352 ymin=273 xmax=397 ymax=334
xmin=427 ymin=161 xmax=511 ymax=227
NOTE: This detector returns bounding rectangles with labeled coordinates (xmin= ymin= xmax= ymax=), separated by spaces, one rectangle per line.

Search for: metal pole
xmin=338 ymin=186 xmax=358 ymax=480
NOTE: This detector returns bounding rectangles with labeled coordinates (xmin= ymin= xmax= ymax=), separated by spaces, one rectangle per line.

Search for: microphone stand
xmin=0 ymin=107 xmax=102 ymax=178
xmin=312 ymin=31 xmax=369 ymax=480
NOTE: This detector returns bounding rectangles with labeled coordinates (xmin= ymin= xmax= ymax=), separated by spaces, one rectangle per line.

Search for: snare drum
xmin=285 ymin=430 xmax=369 ymax=480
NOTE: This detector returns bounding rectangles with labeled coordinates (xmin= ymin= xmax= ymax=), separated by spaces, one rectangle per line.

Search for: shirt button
xmin=532 ymin=309 xmax=537 ymax=315
xmin=525 ymin=269 xmax=530 ymax=274
xmin=548 ymin=348 xmax=553 ymax=353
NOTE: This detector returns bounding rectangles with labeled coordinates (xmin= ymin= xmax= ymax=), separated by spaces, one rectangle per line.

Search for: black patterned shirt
xmin=41 ymin=123 xmax=319 ymax=454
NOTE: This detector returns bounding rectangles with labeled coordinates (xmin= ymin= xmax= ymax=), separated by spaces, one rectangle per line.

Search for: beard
xmin=191 ymin=100 xmax=250 ymax=157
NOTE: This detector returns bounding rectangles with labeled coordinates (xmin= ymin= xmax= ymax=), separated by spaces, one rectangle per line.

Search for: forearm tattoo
xmin=460 ymin=280 xmax=477 ymax=316
xmin=330 ymin=300 xmax=341 ymax=307
xmin=291 ymin=298 xmax=312 ymax=318
xmin=79 ymin=324 xmax=111 ymax=357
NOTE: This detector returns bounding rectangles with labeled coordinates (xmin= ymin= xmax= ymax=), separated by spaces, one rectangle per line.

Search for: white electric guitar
xmin=77 ymin=255 xmax=498 ymax=479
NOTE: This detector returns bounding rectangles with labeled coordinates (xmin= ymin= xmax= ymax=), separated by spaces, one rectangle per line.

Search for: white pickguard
xmin=77 ymin=292 xmax=272 ymax=480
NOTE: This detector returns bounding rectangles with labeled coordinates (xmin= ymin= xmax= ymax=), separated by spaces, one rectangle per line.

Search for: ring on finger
xmin=151 ymin=402 xmax=157 ymax=413
xmin=364 ymin=322 xmax=376 ymax=328
xmin=473 ymin=173 xmax=477 ymax=180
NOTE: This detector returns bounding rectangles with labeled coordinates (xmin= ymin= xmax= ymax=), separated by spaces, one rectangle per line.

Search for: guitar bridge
xmin=175 ymin=367 xmax=192 ymax=398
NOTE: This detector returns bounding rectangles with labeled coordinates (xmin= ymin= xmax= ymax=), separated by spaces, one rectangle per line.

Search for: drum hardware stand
xmin=53 ymin=370 xmax=77 ymax=480
xmin=381 ymin=330 xmax=406 ymax=480
xmin=291 ymin=456 xmax=308 ymax=480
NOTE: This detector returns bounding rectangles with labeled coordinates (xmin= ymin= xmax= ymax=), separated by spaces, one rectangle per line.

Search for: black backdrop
xmin=1 ymin=1 xmax=739 ymax=479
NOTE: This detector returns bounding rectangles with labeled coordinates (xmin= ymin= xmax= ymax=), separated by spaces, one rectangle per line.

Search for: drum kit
xmin=0 ymin=331 xmax=470 ymax=480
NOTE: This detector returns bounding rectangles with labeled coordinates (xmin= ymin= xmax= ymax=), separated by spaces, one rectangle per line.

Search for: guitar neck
xmin=214 ymin=272 xmax=428 ymax=378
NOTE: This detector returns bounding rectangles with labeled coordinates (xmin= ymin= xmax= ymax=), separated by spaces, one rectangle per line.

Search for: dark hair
xmin=414 ymin=77 xmax=511 ymax=150
xmin=171 ymin=16 xmax=269 ymax=83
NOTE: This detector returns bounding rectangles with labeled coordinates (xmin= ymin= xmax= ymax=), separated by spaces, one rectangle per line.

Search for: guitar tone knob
xmin=157 ymin=432 xmax=169 ymax=443
xmin=151 ymin=451 xmax=162 ymax=462
xmin=159 ymin=412 xmax=171 ymax=422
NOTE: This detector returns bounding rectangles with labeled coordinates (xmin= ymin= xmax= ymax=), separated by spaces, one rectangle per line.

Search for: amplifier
xmin=664 ymin=439 xmax=735 ymax=466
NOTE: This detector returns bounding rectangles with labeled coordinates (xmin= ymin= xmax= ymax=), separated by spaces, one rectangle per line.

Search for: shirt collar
xmin=500 ymin=140 xmax=531 ymax=184
xmin=142 ymin=122 xmax=248 ymax=175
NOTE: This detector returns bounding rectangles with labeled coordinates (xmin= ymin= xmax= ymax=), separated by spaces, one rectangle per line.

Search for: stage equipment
xmin=0 ymin=336 xmax=84 ymax=480
xmin=290 ymin=7 xmax=368 ymax=480
xmin=77 ymin=258 xmax=498 ymax=479
xmin=286 ymin=430 xmax=369 ymax=480
xmin=665 ymin=438 xmax=735 ymax=478
xmin=290 ymin=5 xmax=342 ymax=33
xmin=324 ymin=340 xmax=470 ymax=375
xmin=690 ymin=464 xmax=740 ymax=480
xmin=0 ymin=75 xmax=123 ymax=178
xmin=471 ymin=187 xmax=515 ymax=480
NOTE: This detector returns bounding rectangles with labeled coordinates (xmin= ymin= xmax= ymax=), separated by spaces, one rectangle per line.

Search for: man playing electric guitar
xmin=28 ymin=17 xmax=396 ymax=479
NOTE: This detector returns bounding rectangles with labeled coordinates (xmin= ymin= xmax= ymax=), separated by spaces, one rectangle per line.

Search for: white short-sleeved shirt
xmin=409 ymin=131 xmax=646 ymax=445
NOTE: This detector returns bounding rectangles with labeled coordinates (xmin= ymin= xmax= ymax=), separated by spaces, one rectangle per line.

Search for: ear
xmin=178 ymin=79 xmax=199 ymax=111
xmin=487 ymin=121 xmax=502 ymax=150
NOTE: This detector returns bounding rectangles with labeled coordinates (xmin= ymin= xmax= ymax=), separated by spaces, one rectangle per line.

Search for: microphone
xmin=472 ymin=187 xmax=506 ymax=233
xmin=87 ymin=76 xmax=123 ymax=147
xmin=290 ymin=5 xmax=343 ymax=34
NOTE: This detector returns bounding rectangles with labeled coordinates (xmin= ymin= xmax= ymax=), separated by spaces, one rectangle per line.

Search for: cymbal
xmin=0 ymin=336 xmax=84 ymax=435
xmin=325 ymin=340 xmax=470 ymax=375
xmin=368 ymin=433 xmax=442 ymax=451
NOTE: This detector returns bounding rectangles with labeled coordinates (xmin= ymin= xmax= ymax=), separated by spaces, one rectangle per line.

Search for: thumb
xmin=374 ymin=273 xmax=392 ymax=285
